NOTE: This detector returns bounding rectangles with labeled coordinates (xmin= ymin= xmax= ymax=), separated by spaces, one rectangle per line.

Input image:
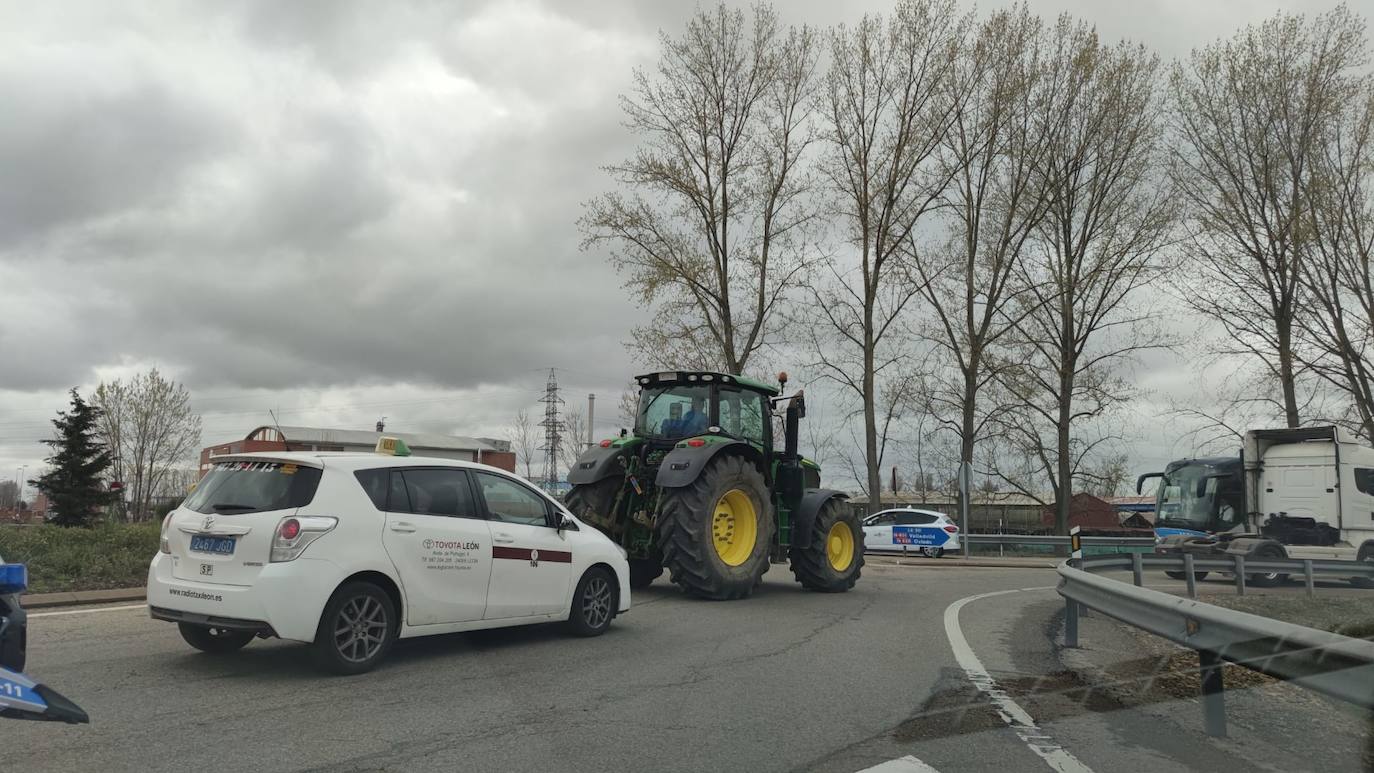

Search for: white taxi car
xmin=147 ymin=440 xmax=631 ymax=674
xmin=861 ymin=508 xmax=961 ymax=557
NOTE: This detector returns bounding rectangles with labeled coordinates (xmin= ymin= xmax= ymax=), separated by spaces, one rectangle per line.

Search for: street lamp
xmin=15 ymin=465 xmax=27 ymax=509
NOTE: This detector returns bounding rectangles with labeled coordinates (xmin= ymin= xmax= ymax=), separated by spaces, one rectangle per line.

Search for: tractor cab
xmin=632 ymin=371 xmax=779 ymax=450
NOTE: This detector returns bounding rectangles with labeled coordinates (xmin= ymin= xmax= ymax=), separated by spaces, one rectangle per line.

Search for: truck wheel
xmin=658 ymin=454 xmax=773 ymax=600
xmin=178 ymin=623 xmax=254 ymax=654
xmin=628 ymin=557 xmax=664 ymax=589
xmin=789 ymin=498 xmax=865 ymax=593
xmin=1164 ymin=571 xmax=1209 ymax=582
xmin=1247 ymin=545 xmax=1288 ymax=587
xmin=312 ymin=582 xmax=397 ymax=676
xmin=1352 ymin=544 xmax=1374 ymax=588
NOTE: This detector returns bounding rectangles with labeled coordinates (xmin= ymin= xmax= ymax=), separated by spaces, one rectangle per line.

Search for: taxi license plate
xmin=189 ymin=535 xmax=236 ymax=556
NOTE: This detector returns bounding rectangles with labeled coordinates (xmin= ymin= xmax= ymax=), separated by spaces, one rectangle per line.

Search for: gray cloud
xmin=0 ymin=0 xmax=1343 ymax=486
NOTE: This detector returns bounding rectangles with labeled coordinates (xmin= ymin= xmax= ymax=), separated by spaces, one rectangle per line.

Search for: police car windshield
xmin=184 ymin=461 xmax=322 ymax=515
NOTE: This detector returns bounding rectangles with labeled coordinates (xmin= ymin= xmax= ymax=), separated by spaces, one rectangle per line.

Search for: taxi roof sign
xmin=375 ymin=436 xmax=412 ymax=457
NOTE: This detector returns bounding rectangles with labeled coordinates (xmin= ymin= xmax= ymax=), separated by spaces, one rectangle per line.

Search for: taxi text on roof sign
xmin=375 ymin=436 xmax=412 ymax=457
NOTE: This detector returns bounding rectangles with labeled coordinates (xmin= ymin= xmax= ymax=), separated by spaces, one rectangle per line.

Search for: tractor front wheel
xmin=789 ymin=498 xmax=865 ymax=592
xmin=629 ymin=557 xmax=664 ymax=589
xmin=658 ymin=454 xmax=773 ymax=600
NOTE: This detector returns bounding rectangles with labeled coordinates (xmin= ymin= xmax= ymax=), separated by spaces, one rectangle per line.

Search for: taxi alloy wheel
xmin=569 ymin=566 xmax=617 ymax=637
xmin=314 ymin=581 xmax=397 ymax=675
xmin=334 ymin=595 xmax=389 ymax=664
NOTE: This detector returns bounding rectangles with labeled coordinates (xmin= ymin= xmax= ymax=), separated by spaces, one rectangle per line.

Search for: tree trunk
xmin=1055 ymin=371 xmax=1073 ymax=538
xmin=1278 ymin=320 xmax=1301 ymax=428
xmin=863 ymin=329 xmax=883 ymax=514
xmin=958 ymin=364 xmax=978 ymax=529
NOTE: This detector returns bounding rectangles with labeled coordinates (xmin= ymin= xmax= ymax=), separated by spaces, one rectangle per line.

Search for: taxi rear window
xmin=184 ymin=461 xmax=321 ymax=515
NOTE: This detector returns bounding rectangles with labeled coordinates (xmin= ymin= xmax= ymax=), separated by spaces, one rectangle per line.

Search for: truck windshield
xmin=1155 ymin=464 xmax=1233 ymax=531
xmin=637 ymin=385 xmax=711 ymax=439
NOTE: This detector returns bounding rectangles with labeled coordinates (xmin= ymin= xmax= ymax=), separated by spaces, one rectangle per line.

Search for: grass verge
xmin=0 ymin=522 xmax=159 ymax=594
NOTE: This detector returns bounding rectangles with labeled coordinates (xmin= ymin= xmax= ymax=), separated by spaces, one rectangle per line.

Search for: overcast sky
xmin=0 ymin=0 xmax=1342 ymax=495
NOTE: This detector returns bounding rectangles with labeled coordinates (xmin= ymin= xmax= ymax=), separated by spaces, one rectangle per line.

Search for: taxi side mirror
xmin=556 ymin=512 xmax=579 ymax=532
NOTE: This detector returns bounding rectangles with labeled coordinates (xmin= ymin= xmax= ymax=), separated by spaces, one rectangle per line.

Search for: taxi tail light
xmin=270 ymin=516 xmax=338 ymax=563
xmin=943 ymin=525 xmax=959 ymax=533
xmin=159 ymin=512 xmax=174 ymax=554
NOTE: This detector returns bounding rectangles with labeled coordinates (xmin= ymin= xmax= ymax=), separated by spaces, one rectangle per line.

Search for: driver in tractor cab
xmin=682 ymin=396 xmax=707 ymax=436
xmin=661 ymin=403 xmax=684 ymax=436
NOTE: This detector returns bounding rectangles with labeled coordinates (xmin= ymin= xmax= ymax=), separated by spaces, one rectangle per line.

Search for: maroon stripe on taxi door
xmin=491 ymin=546 xmax=572 ymax=563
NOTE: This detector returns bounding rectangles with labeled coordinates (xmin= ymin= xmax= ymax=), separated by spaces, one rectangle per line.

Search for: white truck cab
xmin=1149 ymin=426 xmax=1374 ymax=585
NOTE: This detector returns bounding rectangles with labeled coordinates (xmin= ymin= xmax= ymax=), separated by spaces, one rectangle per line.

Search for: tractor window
xmin=637 ymin=385 xmax=710 ymax=438
xmin=717 ymin=389 xmax=766 ymax=445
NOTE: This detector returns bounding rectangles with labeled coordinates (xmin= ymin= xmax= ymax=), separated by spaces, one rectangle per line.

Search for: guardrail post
xmin=1184 ymin=553 xmax=1198 ymax=599
xmin=1303 ymin=560 xmax=1315 ymax=598
xmin=1064 ymin=599 xmax=1079 ymax=648
xmin=1233 ymin=554 xmax=1246 ymax=596
xmin=1199 ymin=649 xmax=1227 ymax=737
xmin=1131 ymin=552 xmax=1144 ymax=587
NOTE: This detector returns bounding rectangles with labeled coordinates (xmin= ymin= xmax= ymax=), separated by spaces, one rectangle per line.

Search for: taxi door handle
xmin=390 ymin=522 xmax=417 ymax=533
xmin=493 ymin=534 xmax=516 ymax=544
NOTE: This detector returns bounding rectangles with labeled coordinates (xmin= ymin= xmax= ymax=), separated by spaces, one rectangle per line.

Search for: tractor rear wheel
xmin=657 ymin=454 xmax=773 ymax=600
xmin=565 ymin=477 xmax=623 ymax=533
xmin=789 ymin=498 xmax=864 ymax=592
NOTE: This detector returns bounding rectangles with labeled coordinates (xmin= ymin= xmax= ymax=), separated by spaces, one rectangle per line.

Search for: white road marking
xmin=943 ymin=586 xmax=1095 ymax=773
xmin=855 ymin=755 xmax=942 ymax=772
xmin=28 ymin=604 xmax=147 ymax=618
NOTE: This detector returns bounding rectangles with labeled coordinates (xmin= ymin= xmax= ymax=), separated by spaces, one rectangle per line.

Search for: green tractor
xmin=565 ymin=370 xmax=864 ymax=600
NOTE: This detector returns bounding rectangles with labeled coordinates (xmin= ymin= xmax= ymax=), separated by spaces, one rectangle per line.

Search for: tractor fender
xmin=567 ymin=444 xmax=628 ymax=486
xmin=654 ymin=440 xmax=764 ymax=489
xmin=791 ymin=489 xmax=849 ymax=550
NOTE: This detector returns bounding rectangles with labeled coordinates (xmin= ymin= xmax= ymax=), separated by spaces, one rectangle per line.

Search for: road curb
xmin=866 ymin=555 xmax=1060 ymax=570
xmin=21 ymin=587 xmax=146 ymax=609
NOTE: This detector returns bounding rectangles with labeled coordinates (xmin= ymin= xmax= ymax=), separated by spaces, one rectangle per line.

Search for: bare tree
xmin=0 ymin=480 xmax=17 ymax=510
xmin=93 ymin=369 xmax=202 ymax=521
xmin=1170 ymin=6 xmax=1369 ymax=427
xmin=806 ymin=0 xmax=968 ymax=512
xmin=561 ymin=408 xmax=588 ymax=480
xmin=1299 ymin=73 xmax=1374 ymax=439
xmin=915 ymin=6 xmax=1058 ymax=522
xmin=506 ymin=409 xmax=537 ymax=480
xmin=583 ymin=3 xmax=820 ymax=374
xmin=992 ymin=17 xmax=1175 ymax=535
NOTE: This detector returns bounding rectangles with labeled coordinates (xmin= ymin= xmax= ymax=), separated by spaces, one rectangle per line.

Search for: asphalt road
xmin=7 ymin=563 xmax=1370 ymax=772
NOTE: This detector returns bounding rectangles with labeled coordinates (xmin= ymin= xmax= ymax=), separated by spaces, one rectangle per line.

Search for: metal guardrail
xmin=1057 ymin=554 xmax=1374 ymax=737
xmin=965 ymin=534 xmax=1155 ymax=548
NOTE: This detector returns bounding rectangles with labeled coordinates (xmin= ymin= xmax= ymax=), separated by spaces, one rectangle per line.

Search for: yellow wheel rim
xmin=711 ymin=489 xmax=758 ymax=567
xmin=826 ymin=521 xmax=855 ymax=572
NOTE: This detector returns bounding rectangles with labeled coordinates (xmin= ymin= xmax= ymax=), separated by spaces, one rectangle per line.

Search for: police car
xmin=146 ymin=439 xmax=631 ymax=674
xmin=861 ymin=508 xmax=961 ymax=557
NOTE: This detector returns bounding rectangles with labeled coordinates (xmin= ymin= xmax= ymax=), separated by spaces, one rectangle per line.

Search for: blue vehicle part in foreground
xmin=1154 ymin=527 xmax=1210 ymax=539
xmin=0 ymin=563 xmax=89 ymax=724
